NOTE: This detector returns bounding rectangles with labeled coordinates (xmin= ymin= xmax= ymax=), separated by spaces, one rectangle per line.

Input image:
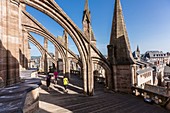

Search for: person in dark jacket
xmin=46 ymin=70 xmax=52 ymax=91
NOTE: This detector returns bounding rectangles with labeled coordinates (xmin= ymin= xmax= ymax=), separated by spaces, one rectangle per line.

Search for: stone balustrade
xmin=132 ymin=85 xmax=170 ymax=110
xmin=70 ymin=70 xmax=80 ymax=75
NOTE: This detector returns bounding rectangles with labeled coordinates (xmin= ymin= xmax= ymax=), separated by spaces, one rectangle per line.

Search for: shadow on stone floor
xmin=38 ymin=74 xmax=169 ymax=113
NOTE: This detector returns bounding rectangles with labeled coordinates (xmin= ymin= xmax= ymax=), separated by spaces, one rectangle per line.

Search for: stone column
xmin=55 ymin=46 xmax=58 ymax=70
xmin=73 ymin=62 xmax=76 ymax=70
xmin=19 ymin=29 xmax=24 ymax=70
xmin=105 ymin=68 xmax=113 ymax=89
xmin=87 ymin=26 xmax=94 ymax=96
xmin=20 ymin=4 xmax=29 ymax=70
xmin=40 ymin=56 xmax=44 ymax=72
xmin=64 ymin=30 xmax=70 ymax=78
xmin=0 ymin=0 xmax=5 ymax=87
xmin=67 ymin=59 xmax=70 ymax=75
xmin=113 ymin=65 xmax=117 ymax=91
xmin=27 ymin=42 xmax=31 ymax=69
xmin=82 ymin=63 xmax=87 ymax=94
xmin=62 ymin=59 xmax=65 ymax=75
xmin=44 ymin=38 xmax=48 ymax=74
xmin=19 ymin=7 xmax=24 ymax=71
xmin=22 ymin=30 xmax=29 ymax=70
xmin=131 ymin=64 xmax=137 ymax=86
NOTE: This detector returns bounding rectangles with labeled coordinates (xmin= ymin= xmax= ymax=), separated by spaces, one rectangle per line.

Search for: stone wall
xmin=0 ymin=0 xmax=29 ymax=87
xmin=0 ymin=0 xmax=21 ymax=87
xmin=114 ymin=65 xmax=132 ymax=93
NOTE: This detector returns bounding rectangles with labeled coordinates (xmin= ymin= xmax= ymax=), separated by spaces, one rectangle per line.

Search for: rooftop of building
xmin=144 ymin=51 xmax=168 ymax=58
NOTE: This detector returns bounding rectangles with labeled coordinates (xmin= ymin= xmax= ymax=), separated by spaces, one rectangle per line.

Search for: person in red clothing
xmin=53 ymin=70 xmax=58 ymax=84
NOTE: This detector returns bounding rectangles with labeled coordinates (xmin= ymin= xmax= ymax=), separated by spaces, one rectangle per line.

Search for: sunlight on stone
xmin=52 ymin=85 xmax=65 ymax=94
xmin=69 ymin=83 xmax=83 ymax=90
xmin=39 ymin=87 xmax=50 ymax=95
xmin=40 ymin=101 xmax=72 ymax=113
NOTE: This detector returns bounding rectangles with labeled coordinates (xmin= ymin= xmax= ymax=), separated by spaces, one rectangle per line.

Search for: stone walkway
xmin=38 ymin=74 xmax=169 ymax=113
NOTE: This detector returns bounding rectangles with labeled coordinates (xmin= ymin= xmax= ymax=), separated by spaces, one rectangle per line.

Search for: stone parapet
xmin=0 ymin=78 xmax=41 ymax=113
xmin=132 ymin=86 xmax=170 ymax=110
xmin=144 ymin=84 xmax=168 ymax=96
xmin=23 ymin=88 xmax=39 ymax=113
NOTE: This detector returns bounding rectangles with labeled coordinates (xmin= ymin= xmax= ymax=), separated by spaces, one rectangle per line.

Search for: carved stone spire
xmin=108 ymin=0 xmax=134 ymax=65
xmin=82 ymin=0 xmax=91 ymax=23
xmin=107 ymin=0 xmax=136 ymax=93
xmin=137 ymin=45 xmax=140 ymax=52
xmin=82 ymin=0 xmax=96 ymax=44
xmin=85 ymin=0 xmax=89 ymax=11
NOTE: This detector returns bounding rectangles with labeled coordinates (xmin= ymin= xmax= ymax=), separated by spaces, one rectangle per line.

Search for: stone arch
xmin=28 ymin=36 xmax=43 ymax=55
xmin=27 ymin=29 xmax=67 ymax=72
xmin=26 ymin=27 xmax=65 ymax=59
xmin=92 ymin=58 xmax=112 ymax=89
xmin=24 ymin=26 xmax=82 ymax=74
xmin=28 ymin=33 xmax=58 ymax=72
xmin=22 ymin=10 xmax=80 ymax=65
xmin=28 ymin=33 xmax=56 ymax=64
xmin=19 ymin=0 xmax=88 ymax=60
xmin=17 ymin=0 xmax=111 ymax=95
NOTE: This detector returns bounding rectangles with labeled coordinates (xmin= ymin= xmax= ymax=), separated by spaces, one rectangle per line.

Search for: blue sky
xmin=27 ymin=0 xmax=170 ymax=56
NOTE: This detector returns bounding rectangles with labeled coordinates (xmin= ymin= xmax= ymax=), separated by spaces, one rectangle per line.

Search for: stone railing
xmin=70 ymin=70 xmax=80 ymax=75
xmin=132 ymin=85 xmax=170 ymax=110
xmin=144 ymin=84 xmax=169 ymax=96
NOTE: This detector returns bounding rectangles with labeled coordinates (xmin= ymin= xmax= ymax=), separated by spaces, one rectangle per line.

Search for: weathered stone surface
xmin=0 ymin=77 xmax=41 ymax=113
xmin=114 ymin=65 xmax=132 ymax=92
xmin=107 ymin=0 xmax=135 ymax=93
xmin=1 ymin=0 xmax=110 ymax=96
xmin=0 ymin=0 xmax=22 ymax=87
xmin=23 ymin=88 xmax=39 ymax=113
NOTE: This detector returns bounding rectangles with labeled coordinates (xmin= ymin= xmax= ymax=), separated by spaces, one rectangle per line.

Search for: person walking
xmin=46 ymin=69 xmax=52 ymax=91
xmin=46 ymin=74 xmax=52 ymax=91
xmin=54 ymin=70 xmax=58 ymax=84
xmin=63 ymin=75 xmax=69 ymax=92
